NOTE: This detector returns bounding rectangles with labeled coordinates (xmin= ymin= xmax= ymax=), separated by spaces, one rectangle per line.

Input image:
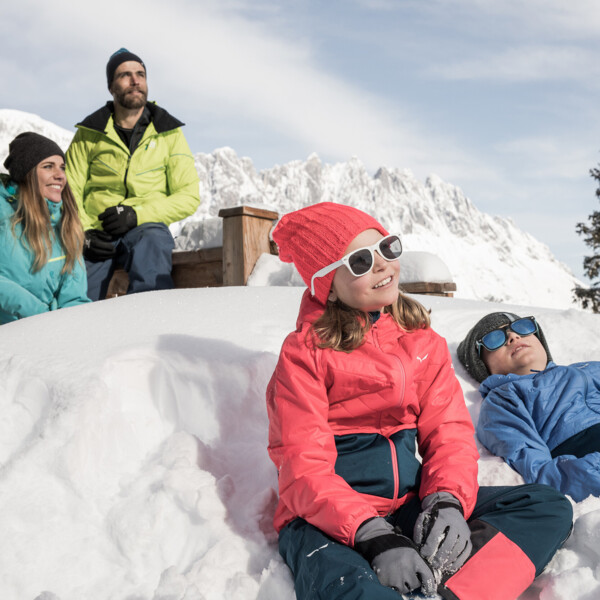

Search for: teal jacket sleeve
xmin=0 ymin=274 xmax=50 ymax=323
xmin=54 ymin=259 xmax=91 ymax=309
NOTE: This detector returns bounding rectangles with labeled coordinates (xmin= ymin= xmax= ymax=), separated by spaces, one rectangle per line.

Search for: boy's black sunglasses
xmin=476 ymin=316 xmax=538 ymax=355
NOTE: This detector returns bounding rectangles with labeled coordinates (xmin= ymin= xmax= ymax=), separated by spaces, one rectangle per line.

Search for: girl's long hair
xmin=11 ymin=168 xmax=84 ymax=273
xmin=310 ymin=290 xmax=431 ymax=352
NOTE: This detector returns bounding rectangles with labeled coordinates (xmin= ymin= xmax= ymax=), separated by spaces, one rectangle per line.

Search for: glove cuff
xmin=354 ymin=530 xmax=417 ymax=564
xmin=435 ymin=500 xmax=464 ymax=515
xmin=421 ymin=491 xmax=464 ymax=515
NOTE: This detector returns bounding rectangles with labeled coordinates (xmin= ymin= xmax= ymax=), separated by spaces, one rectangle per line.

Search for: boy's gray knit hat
xmin=457 ymin=312 xmax=552 ymax=383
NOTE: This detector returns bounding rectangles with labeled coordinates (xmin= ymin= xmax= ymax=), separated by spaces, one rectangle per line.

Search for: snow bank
xmin=0 ymin=287 xmax=599 ymax=599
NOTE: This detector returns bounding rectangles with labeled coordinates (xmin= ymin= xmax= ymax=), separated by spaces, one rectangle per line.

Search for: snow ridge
xmin=0 ymin=109 xmax=74 ymax=161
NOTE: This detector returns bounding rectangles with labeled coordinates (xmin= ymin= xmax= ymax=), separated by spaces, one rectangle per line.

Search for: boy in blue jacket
xmin=458 ymin=312 xmax=600 ymax=502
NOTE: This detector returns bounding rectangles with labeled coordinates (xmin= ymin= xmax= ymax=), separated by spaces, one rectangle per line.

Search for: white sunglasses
xmin=310 ymin=234 xmax=402 ymax=297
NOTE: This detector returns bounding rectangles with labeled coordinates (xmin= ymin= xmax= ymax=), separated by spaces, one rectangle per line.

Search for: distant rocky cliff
xmin=188 ymin=147 xmax=578 ymax=308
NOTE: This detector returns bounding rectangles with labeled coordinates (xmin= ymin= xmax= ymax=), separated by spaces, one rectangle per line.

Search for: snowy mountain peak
xmin=0 ymin=109 xmax=74 ymax=165
xmin=189 ymin=147 xmax=578 ymax=308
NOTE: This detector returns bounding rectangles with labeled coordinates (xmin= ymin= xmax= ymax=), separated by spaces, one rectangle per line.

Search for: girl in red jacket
xmin=266 ymin=202 xmax=572 ymax=600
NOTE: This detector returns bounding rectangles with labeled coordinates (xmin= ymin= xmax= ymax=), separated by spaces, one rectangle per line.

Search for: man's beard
xmin=115 ymin=88 xmax=147 ymax=109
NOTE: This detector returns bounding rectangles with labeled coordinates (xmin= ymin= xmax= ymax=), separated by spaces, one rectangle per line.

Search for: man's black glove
xmin=354 ymin=517 xmax=436 ymax=595
xmin=83 ymin=230 xmax=117 ymax=262
xmin=99 ymin=205 xmax=137 ymax=237
xmin=414 ymin=492 xmax=472 ymax=573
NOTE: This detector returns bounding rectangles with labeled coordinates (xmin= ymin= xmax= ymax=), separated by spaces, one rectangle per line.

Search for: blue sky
xmin=2 ymin=0 xmax=599 ymax=281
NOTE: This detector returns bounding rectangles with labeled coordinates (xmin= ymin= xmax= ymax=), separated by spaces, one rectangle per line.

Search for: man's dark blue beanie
xmin=106 ymin=48 xmax=145 ymax=88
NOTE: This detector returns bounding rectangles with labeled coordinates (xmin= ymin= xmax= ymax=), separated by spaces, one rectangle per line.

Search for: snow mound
xmin=0 ymin=287 xmax=599 ymax=599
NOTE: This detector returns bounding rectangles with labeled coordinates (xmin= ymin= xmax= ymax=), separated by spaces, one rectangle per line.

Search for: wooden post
xmin=218 ymin=206 xmax=279 ymax=286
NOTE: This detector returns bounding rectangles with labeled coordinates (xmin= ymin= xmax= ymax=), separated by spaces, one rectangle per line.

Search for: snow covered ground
xmin=1 ymin=281 xmax=599 ymax=600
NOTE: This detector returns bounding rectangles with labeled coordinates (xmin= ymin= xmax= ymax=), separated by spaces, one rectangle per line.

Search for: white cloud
xmin=431 ymin=45 xmax=600 ymax=83
xmin=350 ymin=0 xmax=401 ymax=9
xmin=2 ymin=0 xmax=493 ymax=180
xmin=494 ymin=136 xmax=596 ymax=180
xmin=420 ymin=0 xmax=600 ymax=38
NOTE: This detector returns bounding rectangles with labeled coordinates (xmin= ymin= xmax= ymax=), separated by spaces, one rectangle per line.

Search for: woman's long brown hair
xmin=309 ymin=290 xmax=431 ymax=352
xmin=11 ymin=168 xmax=84 ymax=273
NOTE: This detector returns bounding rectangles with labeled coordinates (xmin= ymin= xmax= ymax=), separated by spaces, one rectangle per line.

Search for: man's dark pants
xmin=85 ymin=222 xmax=175 ymax=301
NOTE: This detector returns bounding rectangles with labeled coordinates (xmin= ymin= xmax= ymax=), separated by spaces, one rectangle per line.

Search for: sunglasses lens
xmin=348 ymin=248 xmax=373 ymax=275
xmin=480 ymin=317 xmax=537 ymax=352
xmin=380 ymin=235 xmax=403 ymax=260
xmin=481 ymin=329 xmax=507 ymax=351
xmin=511 ymin=318 xmax=537 ymax=336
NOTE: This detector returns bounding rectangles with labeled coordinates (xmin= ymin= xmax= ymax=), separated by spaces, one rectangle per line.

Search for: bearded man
xmin=66 ymin=48 xmax=200 ymax=300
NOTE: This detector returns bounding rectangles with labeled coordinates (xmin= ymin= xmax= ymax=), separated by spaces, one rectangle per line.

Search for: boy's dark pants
xmin=279 ymin=484 xmax=573 ymax=600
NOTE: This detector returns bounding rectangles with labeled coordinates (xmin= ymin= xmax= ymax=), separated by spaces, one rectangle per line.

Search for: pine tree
xmin=573 ymin=165 xmax=600 ymax=312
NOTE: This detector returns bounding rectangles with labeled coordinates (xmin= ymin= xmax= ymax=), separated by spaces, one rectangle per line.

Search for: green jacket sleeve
xmin=128 ymin=128 xmax=200 ymax=226
xmin=65 ymin=130 xmax=95 ymax=231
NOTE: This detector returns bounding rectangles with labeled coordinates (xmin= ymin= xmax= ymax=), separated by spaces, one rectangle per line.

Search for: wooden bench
xmin=400 ymin=281 xmax=456 ymax=297
xmin=106 ymin=205 xmax=456 ymax=297
xmin=106 ymin=206 xmax=278 ymax=296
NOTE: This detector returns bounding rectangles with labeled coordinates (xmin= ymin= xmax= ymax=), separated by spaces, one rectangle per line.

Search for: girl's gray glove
xmin=354 ymin=517 xmax=436 ymax=595
xmin=413 ymin=492 xmax=472 ymax=573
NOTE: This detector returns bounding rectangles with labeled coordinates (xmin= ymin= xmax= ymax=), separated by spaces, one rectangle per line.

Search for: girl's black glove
xmin=354 ymin=517 xmax=436 ymax=595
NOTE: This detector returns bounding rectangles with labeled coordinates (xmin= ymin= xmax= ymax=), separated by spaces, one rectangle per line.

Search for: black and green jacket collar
xmin=76 ymin=101 xmax=184 ymax=134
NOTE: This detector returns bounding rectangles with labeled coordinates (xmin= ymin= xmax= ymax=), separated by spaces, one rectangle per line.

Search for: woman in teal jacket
xmin=0 ymin=132 xmax=90 ymax=324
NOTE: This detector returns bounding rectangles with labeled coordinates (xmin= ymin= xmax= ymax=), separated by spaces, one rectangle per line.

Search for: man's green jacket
xmin=65 ymin=102 xmax=200 ymax=232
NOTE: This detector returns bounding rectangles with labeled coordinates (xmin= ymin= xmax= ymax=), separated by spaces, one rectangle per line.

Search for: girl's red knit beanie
xmin=272 ymin=202 xmax=388 ymax=305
